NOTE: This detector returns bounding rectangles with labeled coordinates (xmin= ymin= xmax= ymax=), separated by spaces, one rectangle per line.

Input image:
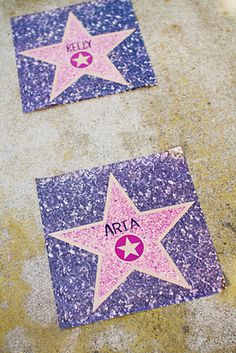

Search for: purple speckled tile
xmin=11 ymin=0 xmax=157 ymax=112
xmin=36 ymin=148 xmax=224 ymax=328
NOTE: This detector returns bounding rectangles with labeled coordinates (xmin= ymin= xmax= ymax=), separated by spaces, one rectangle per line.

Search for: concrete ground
xmin=0 ymin=0 xmax=236 ymax=352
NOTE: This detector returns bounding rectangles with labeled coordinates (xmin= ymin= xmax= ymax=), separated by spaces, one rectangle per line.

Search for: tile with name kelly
xmin=11 ymin=0 xmax=156 ymax=112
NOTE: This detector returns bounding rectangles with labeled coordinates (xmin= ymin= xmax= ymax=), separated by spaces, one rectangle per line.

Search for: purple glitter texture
xmin=11 ymin=0 xmax=157 ymax=112
xmin=36 ymin=152 xmax=224 ymax=328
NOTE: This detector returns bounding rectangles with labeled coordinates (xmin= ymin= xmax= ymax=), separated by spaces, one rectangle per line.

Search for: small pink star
xmin=50 ymin=174 xmax=194 ymax=311
xmin=115 ymin=234 xmax=144 ymax=262
xmin=20 ymin=12 xmax=135 ymax=100
xmin=70 ymin=51 xmax=93 ymax=69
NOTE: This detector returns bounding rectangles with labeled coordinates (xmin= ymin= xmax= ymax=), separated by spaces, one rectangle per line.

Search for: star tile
xmin=11 ymin=0 xmax=156 ymax=112
xmin=36 ymin=149 xmax=224 ymax=328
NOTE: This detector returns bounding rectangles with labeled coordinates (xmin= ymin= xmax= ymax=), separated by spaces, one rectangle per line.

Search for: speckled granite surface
xmin=0 ymin=0 xmax=236 ymax=352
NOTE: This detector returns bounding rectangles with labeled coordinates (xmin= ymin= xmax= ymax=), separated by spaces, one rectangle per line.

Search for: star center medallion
xmin=115 ymin=234 xmax=144 ymax=262
xmin=70 ymin=51 xmax=93 ymax=69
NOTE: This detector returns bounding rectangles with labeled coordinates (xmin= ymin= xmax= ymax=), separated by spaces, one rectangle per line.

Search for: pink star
xmin=20 ymin=12 xmax=135 ymax=101
xmin=50 ymin=174 xmax=194 ymax=311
